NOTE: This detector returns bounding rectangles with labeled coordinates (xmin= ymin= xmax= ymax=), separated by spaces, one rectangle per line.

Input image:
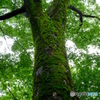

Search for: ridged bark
xmin=24 ymin=0 xmax=79 ymax=99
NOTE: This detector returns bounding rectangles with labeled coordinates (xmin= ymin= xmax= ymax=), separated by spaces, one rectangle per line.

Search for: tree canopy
xmin=0 ymin=0 xmax=100 ymax=100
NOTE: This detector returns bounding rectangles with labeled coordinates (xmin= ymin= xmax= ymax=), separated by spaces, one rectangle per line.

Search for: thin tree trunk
xmin=24 ymin=0 xmax=79 ymax=99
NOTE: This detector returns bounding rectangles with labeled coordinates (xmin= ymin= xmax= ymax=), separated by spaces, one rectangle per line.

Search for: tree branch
xmin=0 ymin=5 xmax=25 ymax=20
xmin=14 ymin=39 xmax=29 ymax=55
xmin=4 ymin=76 xmax=16 ymax=100
xmin=0 ymin=27 xmax=10 ymax=50
xmin=0 ymin=26 xmax=28 ymax=55
xmin=83 ymin=14 xmax=100 ymax=20
xmin=8 ymin=87 xmax=16 ymax=99
xmin=68 ymin=5 xmax=100 ymax=26
xmin=68 ymin=5 xmax=83 ymax=26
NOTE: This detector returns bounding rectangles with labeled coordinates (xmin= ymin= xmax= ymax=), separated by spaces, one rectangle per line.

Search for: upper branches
xmin=0 ymin=5 xmax=25 ymax=20
xmin=67 ymin=5 xmax=100 ymax=26
xmin=0 ymin=2 xmax=99 ymax=28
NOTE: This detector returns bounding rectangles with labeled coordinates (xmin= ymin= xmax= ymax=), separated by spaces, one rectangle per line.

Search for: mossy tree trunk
xmin=24 ymin=0 xmax=78 ymax=99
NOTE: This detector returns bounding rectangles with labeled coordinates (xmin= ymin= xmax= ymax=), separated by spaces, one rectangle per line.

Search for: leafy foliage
xmin=0 ymin=0 xmax=100 ymax=100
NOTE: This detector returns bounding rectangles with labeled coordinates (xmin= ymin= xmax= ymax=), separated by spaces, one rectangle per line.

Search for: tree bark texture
xmin=24 ymin=0 xmax=78 ymax=100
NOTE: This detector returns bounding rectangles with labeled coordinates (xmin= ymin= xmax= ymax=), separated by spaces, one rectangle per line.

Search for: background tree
xmin=0 ymin=0 xmax=100 ymax=100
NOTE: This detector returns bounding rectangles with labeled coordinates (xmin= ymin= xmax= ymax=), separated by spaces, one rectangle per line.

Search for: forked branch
xmin=68 ymin=5 xmax=100 ymax=26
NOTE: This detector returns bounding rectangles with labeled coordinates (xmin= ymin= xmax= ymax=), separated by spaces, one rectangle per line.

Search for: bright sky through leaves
xmin=96 ymin=0 xmax=100 ymax=5
xmin=0 ymin=0 xmax=100 ymax=54
xmin=0 ymin=0 xmax=100 ymax=100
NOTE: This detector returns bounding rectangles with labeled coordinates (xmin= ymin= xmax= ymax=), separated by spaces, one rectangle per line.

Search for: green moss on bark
xmin=24 ymin=0 xmax=79 ymax=100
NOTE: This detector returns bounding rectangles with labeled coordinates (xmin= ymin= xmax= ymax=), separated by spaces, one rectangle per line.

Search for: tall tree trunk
xmin=24 ymin=0 xmax=78 ymax=99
